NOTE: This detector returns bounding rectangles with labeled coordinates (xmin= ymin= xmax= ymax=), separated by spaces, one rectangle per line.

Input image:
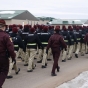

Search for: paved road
xmin=3 ymin=54 xmax=88 ymax=88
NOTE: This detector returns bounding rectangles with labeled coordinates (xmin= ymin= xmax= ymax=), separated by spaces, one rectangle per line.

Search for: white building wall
xmin=5 ymin=20 xmax=12 ymax=25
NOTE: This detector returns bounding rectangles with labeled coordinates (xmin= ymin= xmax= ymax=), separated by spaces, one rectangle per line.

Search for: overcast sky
xmin=0 ymin=0 xmax=88 ymax=19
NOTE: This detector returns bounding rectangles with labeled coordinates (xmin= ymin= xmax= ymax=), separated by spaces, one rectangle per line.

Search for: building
xmin=0 ymin=10 xmax=39 ymax=26
xmin=49 ymin=19 xmax=83 ymax=29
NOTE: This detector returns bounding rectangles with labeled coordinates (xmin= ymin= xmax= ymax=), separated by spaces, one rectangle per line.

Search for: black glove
xmin=65 ymin=48 xmax=67 ymax=51
xmin=12 ymin=59 xmax=16 ymax=64
xmin=42 ymin=47 xmax=44 ymax=50
xmin=46 ymin=49 xmax=48 ymax=54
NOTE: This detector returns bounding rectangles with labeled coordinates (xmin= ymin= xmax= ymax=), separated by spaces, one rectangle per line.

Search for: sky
xmin=0 ymin=0 xmax=88 ymax=19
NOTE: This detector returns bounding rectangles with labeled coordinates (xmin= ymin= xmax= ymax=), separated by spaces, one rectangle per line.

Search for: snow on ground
xmin=56 ymin=71 xmax=88 ymax=88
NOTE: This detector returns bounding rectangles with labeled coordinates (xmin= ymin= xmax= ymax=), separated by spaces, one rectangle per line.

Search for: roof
xmin=50 ymin=19 xmax=83 ymax=25
xmin=0 ymin=10 xmax=38 ymax=21
xmin=84 ymin=20 xmax=88 ymax=24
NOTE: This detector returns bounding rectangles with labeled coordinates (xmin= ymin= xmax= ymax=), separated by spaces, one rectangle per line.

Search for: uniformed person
xmin=46 ymin=26 xmax=67 ymax=76
xmin=61 ymin=26 xmax=71 ymax=62
xmin=0 ymin=19 xmax=16 ymax=88
xmin=80 ymin=26 xmax=86 ymax=56
xmin=74 ymin=26 xmax=82 ymax=58
xmin=7 ymin=27 xmax=25 ymax=79
xmin=67 ymin=26 xmax=77 ymax=60
xmin=21 ymin=27 xmax=29 ymax=66
xmin=24 ymin=27 xmax=44 ymax=72
xmin=39 ymin=26 xmax=51 ymax=68
xmin=84 ymin=32 xmax=88 ymax=54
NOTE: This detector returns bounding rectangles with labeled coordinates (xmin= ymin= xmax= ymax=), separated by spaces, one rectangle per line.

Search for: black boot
xmin=51 ymin=73 xmax=57 ymax=76
xmin=47 ymin=59 xmax=52 ymax=61
xmin=24 ymin=64 xmax=28 ymax=66
xmin=16 ymin=68 xmax=20 ymax=74
xmin=7 ymin=76 xmax=13 ymax=79
xmin=68 ymin=57 xmax=72 ymax=60
xmin=62 ymin=59 xmax=66 ymax=62
xmin=37 ymin=60 xmax=42 ymax=63
xmin=75 ymin=54 xmax=78 ymax=58
xmin=27 ymin=70 xmax=33 ymax=72
xmin=57 ymin=66 xmax=60 ymax=72
xmin=41 ymin=65 xmax=46 ymax=68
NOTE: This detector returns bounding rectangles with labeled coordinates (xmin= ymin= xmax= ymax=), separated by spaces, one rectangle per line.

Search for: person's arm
xmin=59 ymin=36 xmax=67 ymax=50
xmin=46 ymin=36 xmax=52 ymax=50
xmin=4 ymin=34 xmax=16 ymax=61
xmin=84 ymin=34 xmax=88 ymax=44
xmin=17 ymin=36 xmax=26 ymax=52
xmin=36 ymin=34 xmax=44 ymax=49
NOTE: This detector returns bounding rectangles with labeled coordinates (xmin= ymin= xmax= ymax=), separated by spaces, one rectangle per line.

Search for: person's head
xmin=54 ymin=26 xmax=60 ymax=33
xmin=0 ymin=19 xmax=6 ymax=31
xmin=12 ymin=27 xmax=18 ymax=33
xmin=43 ymin=26 xmax=48 ymax=32
xmin=30 ymin=27 xmax=35 ymax=33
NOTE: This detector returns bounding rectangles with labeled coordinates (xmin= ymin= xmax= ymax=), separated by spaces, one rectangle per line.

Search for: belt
xmin=42 ymin=42 xmax=48 ymax=44
xmin=14 ymin=45 xmax=19 ymax=47
xmin=27 ymin=43 xmax=36 ymax=45
xmin=77 ymin=38 xmax=80 ymax=40
xmin=64 ymin=40 xmax=68 ymax=42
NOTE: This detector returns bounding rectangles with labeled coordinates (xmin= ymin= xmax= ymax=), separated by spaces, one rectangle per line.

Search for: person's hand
xmin=65 ymin=48 xmax=67 ymax=51
xmin=12 ymin=59 xmax=16 ymax=64
xmin=46 ymin=50 xmax=48 ymax=54
xmin=42 ymin=47 xmax=44 ymax=50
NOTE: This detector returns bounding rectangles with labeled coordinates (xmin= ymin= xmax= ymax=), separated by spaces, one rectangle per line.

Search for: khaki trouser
xmin=80 ymin=43 xmax=85 ymax=55
xmin=34 ymin=46 xmax=39 ymax=59
xmin=47 ymin=48 xmax=51 ymax=60
xmin=27 ymin=49 xmax=37 ymax=70
xmin=24 ymin=51 xmax=29 ymax=65
xmin=67 ymin=45 xmax=70 ymax=55
xmin=37 ymin=49 xmax=43 ymax=61
xmin=75 ymin=42 xmax=80 ymax=54
xmin=42 ymin=48 xmax=47 ymax=66
xmin=18 ymin=48 xmax=24 ymax=61
xmin=67 ymin=45 xmax=74 ymax=59
xmin=8 ymin=51 xmax=18 ymax=76
xmin=85 ymin=44 xmax=88 ymax=53
xmin=73 ymin=43 xmax=77 ymax=53
xmin=62 ymin=49 xmax=67 ymax=60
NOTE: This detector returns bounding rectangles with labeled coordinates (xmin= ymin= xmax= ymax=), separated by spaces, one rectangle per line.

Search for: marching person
xmin=24 ymin=27 xmax=44 ymax=72
xmin=0 ymin=19 xmax=16 ymax=88
xmin=61 ymin=26 xmax=71 ymax=62
xmin=7 ymin=27 xmax=25 ymax=79
xmin=84 ymin=32 xmax=88 ymax=54
xmin=39 ymin=26 xmax=51 ymax=68
xmin=46 ymin=26 xmax=67 ymax=76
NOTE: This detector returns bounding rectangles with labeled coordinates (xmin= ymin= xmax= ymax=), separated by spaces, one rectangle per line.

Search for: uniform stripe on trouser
xmin=8 ymin=51 xmax=18 ymax=76
xmin=67 ymin=45 xmax=74 ymax=58
xmin=37 ymin=49 xmax=43 ymax=61
xmin=27 ymin=49 xmax=37 ymax=70
xmin=62 ymin=49 xmax=67 ymax=60
xmin=75 ymin=43 xmax=80 ymax=54
xmin=42 ymin=48 xmax=47 ymax=66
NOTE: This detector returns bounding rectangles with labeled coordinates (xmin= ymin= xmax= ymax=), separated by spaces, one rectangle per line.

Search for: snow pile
xmin=56 ymin=71 xmax=88 ymax=88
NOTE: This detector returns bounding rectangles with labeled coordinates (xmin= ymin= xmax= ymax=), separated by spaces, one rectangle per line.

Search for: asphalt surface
xmin=3 ymin=53 xmax=88 ymax=88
